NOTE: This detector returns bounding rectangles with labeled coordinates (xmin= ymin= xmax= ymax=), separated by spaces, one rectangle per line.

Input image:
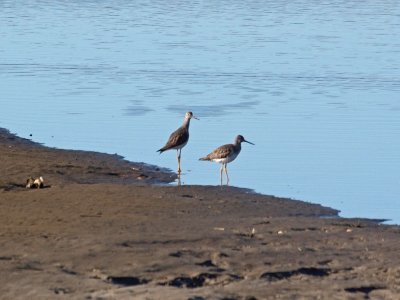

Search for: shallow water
xmin=1 ymin=0 xmax=400 ymax=222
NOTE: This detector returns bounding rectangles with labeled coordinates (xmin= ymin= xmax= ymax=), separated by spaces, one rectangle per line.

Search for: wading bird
xmin=157 ymin=112 xmax=199 ymax=174
xmin=199 ymin=135 xmax=254 ymax=185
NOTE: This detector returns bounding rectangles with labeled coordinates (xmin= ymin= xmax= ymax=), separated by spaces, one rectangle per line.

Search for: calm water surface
xmin=1 ymin=1 xmax=400 ymax=222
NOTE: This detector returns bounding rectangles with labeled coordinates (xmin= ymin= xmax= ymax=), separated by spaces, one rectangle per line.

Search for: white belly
xmin=171 ymin=140 xmax=188 ymax=150
xmin=213 ymin=151 xmax=239 ymax=164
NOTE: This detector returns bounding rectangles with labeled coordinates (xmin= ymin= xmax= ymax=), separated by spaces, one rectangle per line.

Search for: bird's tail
xmin=157 ymin=148 xmax=165 ymax=154
xmin=199 ymin=156 xmax=210 ymax=161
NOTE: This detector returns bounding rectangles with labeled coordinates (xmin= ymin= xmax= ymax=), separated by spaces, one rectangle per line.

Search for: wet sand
xmin=1 ymin=128 xmax=400 ymax=299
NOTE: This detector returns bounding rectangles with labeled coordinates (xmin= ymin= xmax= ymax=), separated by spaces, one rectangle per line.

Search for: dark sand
xmin=1 ymin=128 xmax=400 ymax=299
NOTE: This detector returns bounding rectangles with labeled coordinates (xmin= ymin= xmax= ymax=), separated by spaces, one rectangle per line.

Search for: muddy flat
xmin=1 ymin=128 xmax=399 ymax=300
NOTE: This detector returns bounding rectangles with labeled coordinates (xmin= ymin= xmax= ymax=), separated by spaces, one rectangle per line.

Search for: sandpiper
xmin=199 ymin=135 xmax=254 ymax=185
xmin=157 ymin=111 xmax=199 ymax=174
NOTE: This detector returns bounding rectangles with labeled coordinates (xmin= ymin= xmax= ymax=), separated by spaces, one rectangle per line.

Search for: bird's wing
xmin=160 ymin=127 xmax=188 ymax=151
xmin=207 ymin=144 xmax=233 ymax=160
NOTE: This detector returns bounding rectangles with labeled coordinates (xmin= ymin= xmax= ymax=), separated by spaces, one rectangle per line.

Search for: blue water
xmin=1 ymin=1 xmax=400 ymax=222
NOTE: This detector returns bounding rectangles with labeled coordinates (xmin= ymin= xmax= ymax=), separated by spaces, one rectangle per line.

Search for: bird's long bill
xmin=244 ymin=139 xmax=255 ymax=145
xmin=193 ymin=115 xmax=200 ymax=120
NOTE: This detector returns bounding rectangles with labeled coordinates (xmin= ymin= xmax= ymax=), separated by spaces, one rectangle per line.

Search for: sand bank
xmin=1 ymin=128 xmax=399 ymax=299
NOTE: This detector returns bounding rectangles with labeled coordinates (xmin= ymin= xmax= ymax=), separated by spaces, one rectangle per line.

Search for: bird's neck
xmin=182 ymin=117 xmax=191 ymax=129
xmin=234 ymin=142 xmax=242 ymax=151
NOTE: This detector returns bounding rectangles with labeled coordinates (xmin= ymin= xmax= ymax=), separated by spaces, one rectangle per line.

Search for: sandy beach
xmin=1 ymin=128 xmax=400 ymax=299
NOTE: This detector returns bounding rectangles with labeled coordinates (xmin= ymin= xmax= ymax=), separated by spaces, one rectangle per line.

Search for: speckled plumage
xmin=200 ymin=142 xmax=239 ymax=162
xmin=158 ymin=112 xmax=198 ymax=174
xmin=200 ymin=135 xmax=254 ymax=185
xmin=157 ymin=125 xmax=189 ymax=153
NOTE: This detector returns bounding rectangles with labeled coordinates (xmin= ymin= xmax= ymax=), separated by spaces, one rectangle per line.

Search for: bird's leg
xmin=224 ymin=164 xmax=229 ymax=186
xmin=220 ymin=164 xmax=224 ymax=186
xmin=177 ymin=172 xmax=181 ymax=186
xmin=177 ymin=149 xmax=181 ymax=174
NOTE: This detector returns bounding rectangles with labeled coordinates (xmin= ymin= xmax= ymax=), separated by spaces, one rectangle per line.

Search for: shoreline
xmin=1 ymin=127 xmax=400 ymax=299
xmin=0 ymin=127 xmax=178 ymax=188
xmin=0 ymin=127 xmax=339 ymax=217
